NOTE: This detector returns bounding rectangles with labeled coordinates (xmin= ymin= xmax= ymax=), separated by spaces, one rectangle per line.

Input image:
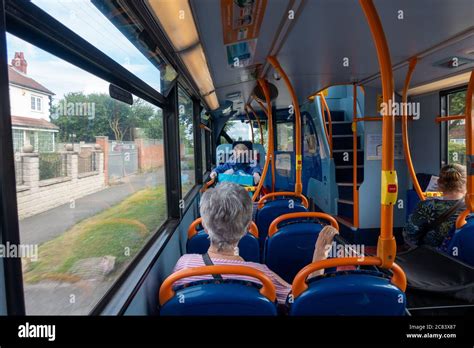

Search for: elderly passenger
xmin=172 ymin=182 xmax=338 ymax=305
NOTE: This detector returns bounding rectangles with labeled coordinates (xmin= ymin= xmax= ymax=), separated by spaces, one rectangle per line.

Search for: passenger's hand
xmin=210 ymin=171 xmax=217 ymax=180
xmin=314 ymin=225 xmax=339 ymax=260
xmin=224 ymin=169 xmax=234 ymax=174
xmin=253 ymin=172 xmax=261 ymax=185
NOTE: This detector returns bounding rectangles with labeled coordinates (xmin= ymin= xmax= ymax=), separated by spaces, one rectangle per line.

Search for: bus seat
xmin=159 ymin=265 xmax=278 ymax=316
xmin=264 ymin=212 xmax=338 ymax=283
xmin=255 ymin=192 xmax=309 ymax=244
xmin=447 ymin=216 xmax=474 ymax=266
xmin=187 ymin=217 xmax=260 ymax=262
xmin=289 ymin=270 xmax=407 ymax=316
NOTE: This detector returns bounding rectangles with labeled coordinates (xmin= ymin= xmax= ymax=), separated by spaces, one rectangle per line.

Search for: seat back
xmin=187 ymin=218 xmax=260 ymax=262
xmin=159 ymin=266 xmax=278 ymax=316
xmin=289 ymin=271 xmax=406 ymax=316
xmin=264 ymin=212 xmax=338 ymax=283
xmin=448 ymin=217 xmax=474 ymax=266
xmin=216 ymin=144 xmax=232 ymax=165
xmin=255 ymin=193 xmax=309 ymax=244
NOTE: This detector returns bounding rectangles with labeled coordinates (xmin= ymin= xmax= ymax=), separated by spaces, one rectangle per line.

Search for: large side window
xmin=178 ymin=87 xmax=196 ymax=196
xmin=6 ymin=34 xmax=167 ymax=315
xmin=442 ymin=88 xmax=467 ymax=164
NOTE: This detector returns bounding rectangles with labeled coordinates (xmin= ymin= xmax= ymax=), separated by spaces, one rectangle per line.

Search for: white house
xmin=8 ymin=52 xmax=58 ymax=153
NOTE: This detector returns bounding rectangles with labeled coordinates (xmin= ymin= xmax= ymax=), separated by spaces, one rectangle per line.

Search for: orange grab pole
xmin=359 ymin=0 xmax=396 ymax=268
xmin=352 ymin=83 xmax=360 ymax=228
xmin=401 ymin=58 xmax=425 ymax=201
xmin=200 ymin=178 xmax=215 ymax=193
xmin=244 ymin=108 xmax=255 ymax=143
xmin=319 ymin=93 xmax=333 ymax=157
xmin=267 ymin=56 xmax=303 ymax=195
xmin=435 ymin=115 xmax=466 ymax=123
xmin=159 ymin=265 xmax=276 ymax=305
xmin=188 ymin=217 xmax=259 ymax=239
xmin=252 ymin=79 xmax=274 ymax=201
xmin=255 ymin=98 xmax=269 ymax=118
xmin=268 ymin=212 xmax=339 ymax=237
xmin=319 ymin=95 xmax=330 ymax=153
xmin=247 ymin=104 xmax=264 ymax=145
xmin=258 ymin=191 xmax=309 ymax=209
xmin=291 ymin=257 xmax=407 ymax=298
xmin=465 ymin=71 xmax=474 ymax=213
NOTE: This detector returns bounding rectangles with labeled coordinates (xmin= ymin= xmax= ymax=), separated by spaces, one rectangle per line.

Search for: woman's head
xmin=438 ymin=163 xmax=466 ymax=194
xmin=200 ymin=182 xmax=252 ymax=252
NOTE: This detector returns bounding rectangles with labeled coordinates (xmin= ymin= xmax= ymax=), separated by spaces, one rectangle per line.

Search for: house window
xmin=38 ymin=131 xmax=55 ymax=153
xmin=12 ymin=129 xmax=24 ymax=153
xmin=31 ymin=95 xmax=43 ymax=111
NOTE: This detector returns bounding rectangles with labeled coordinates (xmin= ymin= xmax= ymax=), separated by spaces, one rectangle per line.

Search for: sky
xmin=6 ymin=0 xmax=161 ymax=101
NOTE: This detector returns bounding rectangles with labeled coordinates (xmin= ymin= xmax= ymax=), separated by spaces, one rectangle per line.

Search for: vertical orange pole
xmin=352 ymin=83 xmax=360 ymax=228
xmin=319 ymin=95 xmax=330 ymax=150
xmin=465 ymin=71 xmax=474 ymax=213
xmin=401 ymin=58 xmax=425 ymax=201
xmin=268 ymin=56 xmax=303 ymax=195
xmin=244 ymin=108 xmax=255 ymax=143
xmin=247 ymin=104 xmax=264 ymax=145
xmin=252 ymin=79 xmax=274 ymax=200
xmin=359 ymin=0 xmax=396 ymax=268
xmin=319 ymin=93 xmax=333 ymax=157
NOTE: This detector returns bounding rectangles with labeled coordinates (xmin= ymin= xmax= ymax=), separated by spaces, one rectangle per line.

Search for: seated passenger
xmin=172 ymin=182 xmax=338 ymax=305
xmin=403 ymin=164 xmax=466 ymax=248
xmin=210 ymin=143 xmax=262 ymax=185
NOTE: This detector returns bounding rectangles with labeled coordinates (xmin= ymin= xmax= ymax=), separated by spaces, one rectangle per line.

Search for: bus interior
xmin=0 ymin=0 xmax=473 ymax=317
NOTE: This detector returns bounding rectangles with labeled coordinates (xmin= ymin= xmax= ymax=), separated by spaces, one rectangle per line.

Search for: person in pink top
xmin=172 ymin=182 xmax=339 ymax=305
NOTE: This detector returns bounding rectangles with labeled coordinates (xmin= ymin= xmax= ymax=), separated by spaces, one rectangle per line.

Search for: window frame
xmin=0 ymin=0 xmax=206 ymax=315
xmin=440 ymin=84 xmax=468 ymax=166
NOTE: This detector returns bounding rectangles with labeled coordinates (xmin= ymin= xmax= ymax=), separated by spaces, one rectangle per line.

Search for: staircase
xmin=325 ymin=110 xmax=364 ymax=228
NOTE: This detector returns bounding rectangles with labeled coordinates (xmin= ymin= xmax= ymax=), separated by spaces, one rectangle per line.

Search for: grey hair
xmin=200 ymin=182 xmax=252 ymax=252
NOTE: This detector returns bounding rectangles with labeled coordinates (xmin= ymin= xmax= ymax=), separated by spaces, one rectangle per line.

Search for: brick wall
xmin=135 ymin=138 xmax=165 ymax=172
xmin=16 ymin=151 xmax=105 ymax=219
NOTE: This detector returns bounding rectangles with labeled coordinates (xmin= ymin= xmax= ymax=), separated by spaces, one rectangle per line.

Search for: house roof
xmin=11 ymin=115 xmax=59 ymax=130
xmin=8 ymin=65 xmax=54 ymax=95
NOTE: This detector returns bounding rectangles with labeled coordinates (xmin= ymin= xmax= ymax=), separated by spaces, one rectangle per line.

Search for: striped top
xmin=172 ymin=254 xmax=291 ymax=304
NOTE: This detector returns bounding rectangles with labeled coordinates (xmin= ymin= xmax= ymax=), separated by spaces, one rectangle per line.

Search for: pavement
xmin=20 ymin=172 xmax=164 ymax=245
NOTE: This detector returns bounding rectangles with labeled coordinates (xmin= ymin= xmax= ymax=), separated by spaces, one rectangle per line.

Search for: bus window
xmin=276 ymin=122 xmax=294 ymax=152
xmin=225 ymin=120 xmax=252 ymax=141
xmin=6 ymin=34 xmax=167 ymax=315
xmin=31 ymin=0 xmax=177 ymax=95
xmin=446 ymin=89 xmax=467 ymax=164
xmin=178 ymin=87 xmax=196 ymax=196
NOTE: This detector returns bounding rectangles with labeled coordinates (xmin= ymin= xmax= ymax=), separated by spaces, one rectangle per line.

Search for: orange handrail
xmin=188 ymin=217 xmax=259 ymax=239
xmin=355 ymin=116 xmax=384 ymax=122
xmin=159 ymin=265 xmax=277 ymax=305
xmin=246 ymin=104 xmax=264 ymax=145
xmin=352 ymin=83 xmax=360 ymax=228
xmin=319 ymin=95 xmax=330 ymax=149
xmin=435 ymin=115 xmax=466 ymax=123
xmin=253 ymin=79 xmax=275 ymax=200
xmin=268 ymin=212 xmax=339 ymax=237
xmin=244 ymin=108 xmax=255 ymax=143
xmin=291 ymin=257 xmax=407 ymax=298
xmin=255 ymin=98 xmax=269 ymax=117
xmin=360 ymin=0 xmax=396 ymax=268
xmin=200 ymin=178 xmax=215 ymax=193
xmin=257 ymin=192 xmax=309 ymax=209
xmin=319 ymin=93 xmax=333 ymax=157
xmin=268 ymin=56 xmax=303 ymax=195
xmin=401 ymin=58 xmax=425 ymax=201
xmin=455 ymin=209 xmax=470 ymax=229
xmin=199 ymin=123 xmax=212 ymax=132
xmin=465 ymin=71 xmax=474 ymax=214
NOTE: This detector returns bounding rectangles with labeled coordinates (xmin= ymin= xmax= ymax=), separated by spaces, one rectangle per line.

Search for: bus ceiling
xmin=186 ymin=0 xmax=473 ymax=117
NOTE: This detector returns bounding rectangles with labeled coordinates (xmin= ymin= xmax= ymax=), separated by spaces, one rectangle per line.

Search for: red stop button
xmin=387 ymin=184 xmax=397 ymax=193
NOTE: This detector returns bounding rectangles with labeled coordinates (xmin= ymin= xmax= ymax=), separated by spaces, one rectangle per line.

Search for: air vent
xmin=433 ymin=56 xmax=474 ymax=69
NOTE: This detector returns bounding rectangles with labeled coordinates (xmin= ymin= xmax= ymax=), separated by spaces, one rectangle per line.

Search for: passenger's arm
xmin=308 ymin=226 xmax=339 ymax=279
